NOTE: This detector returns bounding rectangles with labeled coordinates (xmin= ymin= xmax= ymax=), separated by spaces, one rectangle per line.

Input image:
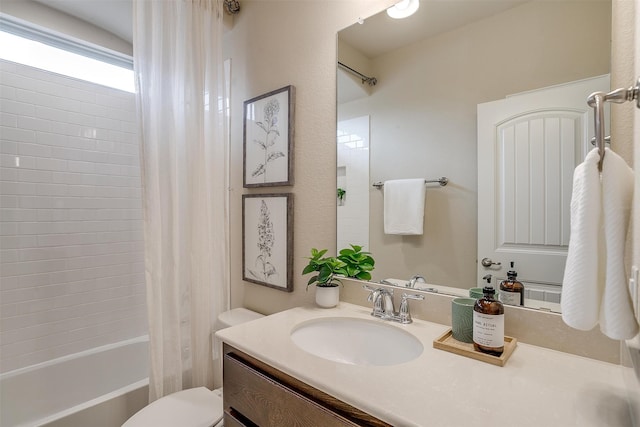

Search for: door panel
xmin=477 ymin=75 xmax=610 ymax=289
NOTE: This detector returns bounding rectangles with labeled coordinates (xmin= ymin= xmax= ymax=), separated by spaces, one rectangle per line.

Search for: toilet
xmin=122 ymin=308 xmax=264 ymax=427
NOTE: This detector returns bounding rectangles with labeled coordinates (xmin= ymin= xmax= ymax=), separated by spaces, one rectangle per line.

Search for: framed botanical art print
xmin=242 ymin=193 xmax=293 ymax=292
xmin=243 ymin=85 xmax=295 ymax=187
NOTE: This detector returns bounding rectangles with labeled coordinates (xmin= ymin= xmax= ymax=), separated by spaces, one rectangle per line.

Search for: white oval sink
xmin=290 ymin=317 xmax=423 ymax=366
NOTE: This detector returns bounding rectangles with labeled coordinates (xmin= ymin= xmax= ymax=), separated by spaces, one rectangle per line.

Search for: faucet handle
xmin=398 ymin=293 xmax=425 ymax=324
xmin=363 ymin=284 xmax=380 ymax=302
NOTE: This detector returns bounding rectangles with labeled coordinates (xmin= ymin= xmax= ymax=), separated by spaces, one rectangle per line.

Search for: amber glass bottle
xmin=499 ymin=262 xmax=525 ymax=306
xmin=473 ymin=284 xmax=504 ymax=356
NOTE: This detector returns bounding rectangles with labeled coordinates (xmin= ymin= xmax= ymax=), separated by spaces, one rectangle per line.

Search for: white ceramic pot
xmin=315 ymin=286 xmax=340 ymax=308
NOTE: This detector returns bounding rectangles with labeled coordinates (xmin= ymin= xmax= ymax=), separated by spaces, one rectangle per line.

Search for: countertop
xmin=215 ymin=302 xmax=630 ymax=427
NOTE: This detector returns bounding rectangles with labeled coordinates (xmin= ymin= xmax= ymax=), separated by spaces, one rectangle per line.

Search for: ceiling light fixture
xmin=386 ymin=0 xmax=419 ymax=19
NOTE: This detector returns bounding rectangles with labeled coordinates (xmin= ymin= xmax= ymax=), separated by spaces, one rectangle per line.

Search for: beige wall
xmin=225 ymin=1 xmax=394 ymax=315
xmin=612 ymin=0 xmax=639 ymax=422
xmin=338 ymin=0 xmax=611 ymax=288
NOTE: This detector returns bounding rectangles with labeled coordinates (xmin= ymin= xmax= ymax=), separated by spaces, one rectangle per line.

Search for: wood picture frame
xmin=242 ymin=193 xmax=293 ymax=292
xmin=243 ymin=85 xmax=295 ymax=187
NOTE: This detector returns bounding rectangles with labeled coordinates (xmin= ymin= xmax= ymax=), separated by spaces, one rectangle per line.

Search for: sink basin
xmin=290 ymin=317 xmax=423 ymax=366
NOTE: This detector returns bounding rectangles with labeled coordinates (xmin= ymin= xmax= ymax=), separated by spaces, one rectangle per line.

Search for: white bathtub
xmin=0 ymin=336 xmax=149 ymax=427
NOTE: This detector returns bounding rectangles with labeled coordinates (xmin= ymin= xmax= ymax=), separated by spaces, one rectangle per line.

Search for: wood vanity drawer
xmin=224 ymin=410 xmax=252 ymax=427
xmin=224 ymin=352 xmax=358 ymax=426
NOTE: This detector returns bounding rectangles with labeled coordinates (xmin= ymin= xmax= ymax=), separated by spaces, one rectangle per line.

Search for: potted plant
xmin=302 ymin=248 xmax=346 ymax=308
xmin=337 ymin=244 xmax=375 ymax=281
xmin=337 ymin=187 xmax=346 ymax=206
xmin=302 ymin=245 xmax=376 ymax=308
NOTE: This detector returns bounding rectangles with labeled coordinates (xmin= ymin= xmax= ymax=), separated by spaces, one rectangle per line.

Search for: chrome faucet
xmin=364 ymin=285 xmax=395 ymax=317
xmin=363 ymin=285 xmax=424 ymax=324
xmin=407 ymin=274 xmax=426 ymax=288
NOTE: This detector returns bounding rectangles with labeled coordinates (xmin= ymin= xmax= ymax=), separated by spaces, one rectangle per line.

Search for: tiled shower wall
xmin=0 ymin=59 xmax=147 ymax=373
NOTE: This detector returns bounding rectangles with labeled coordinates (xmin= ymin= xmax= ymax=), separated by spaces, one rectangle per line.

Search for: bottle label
xmin=499 ymin=289 xmax=521 ymax=306
xmin=473 ymin=312 xmax=504 ymax=348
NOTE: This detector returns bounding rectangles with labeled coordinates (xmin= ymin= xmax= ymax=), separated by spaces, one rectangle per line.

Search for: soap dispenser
xmin=473 ymin=275 xmax=504 ymax=356
xmin=499 ymin=262 xmax=525 ymax=306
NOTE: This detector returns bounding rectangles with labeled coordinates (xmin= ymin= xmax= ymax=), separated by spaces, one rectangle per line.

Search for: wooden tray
xmin=433 ymin=329 xmax=517 ymax=367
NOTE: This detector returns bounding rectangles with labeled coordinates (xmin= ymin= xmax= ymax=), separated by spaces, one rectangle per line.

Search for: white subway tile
xmin=17 ymin=169 xmax=52 ymax=183
xmin=95 ymin=93 xmax=123 ymax=109
xmin=0 ymin=85 xmax=16 ymax=100
xmin=67 ymin=112 xmax=95 ymax=127
xmin=49 ymin=268 xmax=86 ymax=285
xmin=1 ymin=71 xmax=37 ymax=91
xmin=1 ymin=64 xmax=145 ymax=372
xmin=35 ymin=157 xmax=67 ymax=172
xmin=0 ymin=276 xmax=19 ymax=292
xmin=36 ymin=131 xmax=67 ymax=147
xmin=0 ymin=208 xmax=36 ymax=222
xmin=0 ymin=235 xmax=37 ymax=250
xmin=67 ymin=160 xmax=95 ymax=173
xmin=36 ymin=209 xmax=69 ymax=222
xmin=17 ymin=116 xmax=53 ymax=133
xmin=0 ymin=181 xmax=37 ymax=196
xmin=35 ymin=183 xmax=68 ymax=197
xmin=0 ymin=167 xmax=17 ymax=181
xmin=0 ymin=249 xmax=18 ymax=264
xmin=0 ymin=194 xmax=19 ymax=208
xmin=94 ymin=163 xmax=120 ymax=175
xmin=95 ymin=116 xmax=119 ymax=130
xmin=35 ymin=106 xmax=67 ymax=122
xmin=16 ymin=272 xmax=50 ymax=288
xmin=1 ymin=125 xmax=36 ymax=143
xmin=80 ymin=150 xmax=107 ymax=163
xmin=18 ymin=195 xmax=54 ymax=209
xmin=1 ymin=112 xmax=17 ymax=127
xmin=67 ymin=135 xmax=97 ymax=150
xmin=96 ymin=140 xmax=116 ymax=153
xmin=0 ymin=60 xmax=17 ymax=72
xmin=0 ymin=222 xmax=17 ymax=236
xmin=0 ymin=141 xmax=18 ymax=154
xmin=12 ymin=88 xmax=37 ymax=105
xmin=19 ymin=142 xmax=52 ymax=158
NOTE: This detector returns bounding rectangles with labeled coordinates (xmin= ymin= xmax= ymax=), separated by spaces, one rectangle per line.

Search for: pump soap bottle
xmin=499 ymin=261 xmax=525 ymax=306
xmin=473 ymin=275 xmax=505 ymax=356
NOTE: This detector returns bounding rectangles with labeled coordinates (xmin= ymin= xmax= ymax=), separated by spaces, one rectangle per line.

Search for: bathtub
xmin=0 ymin=336 xmax=149 ymax=427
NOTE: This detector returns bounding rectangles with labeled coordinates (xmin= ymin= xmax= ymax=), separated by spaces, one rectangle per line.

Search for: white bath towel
xmin=599 ymin=148 xmax=638 ymax=340
xmin=383 ymin=179 xmax=426 ymax=235
xmin=561 ymin=148 xmax=603 ymax=331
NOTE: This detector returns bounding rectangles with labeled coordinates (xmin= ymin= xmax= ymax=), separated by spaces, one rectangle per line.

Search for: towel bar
xmin=372 ymin=177 xmax=448 ymax=189
xmin=587 ymin=76 xmax=640 ymax=171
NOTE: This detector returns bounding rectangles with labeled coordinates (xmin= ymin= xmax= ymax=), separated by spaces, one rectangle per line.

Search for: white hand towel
xmin=599 ymin=148 xmax=638 ymax=339
xmin=561 ymin=148 xmax=602 ymax=331
xmin=383 ymin=179 xmax=426 ymax=235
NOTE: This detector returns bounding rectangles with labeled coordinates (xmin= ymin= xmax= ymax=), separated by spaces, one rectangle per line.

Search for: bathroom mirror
xmin=336 ymin=0 xmax=612 ymax=312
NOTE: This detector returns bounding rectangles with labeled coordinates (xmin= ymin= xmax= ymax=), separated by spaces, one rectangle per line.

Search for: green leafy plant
xmin=302 ymin=245 xmax=376 ymax=289
xmin=337 ymin=187 xmax=346 ymax=201
xmin=337 ymin=244 xmax=375 ymax=281
xmin=302 ymin=248 xmax=346 ymax=288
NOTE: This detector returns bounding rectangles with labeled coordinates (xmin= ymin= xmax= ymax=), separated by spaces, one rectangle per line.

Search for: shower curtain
xmin=133 ymin=0 xmax=229 ymax=401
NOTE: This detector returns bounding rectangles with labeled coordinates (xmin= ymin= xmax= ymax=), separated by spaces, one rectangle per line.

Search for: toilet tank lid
xmin=218 ymin=308 xmax=264 ymax=328
xmin=122 ymin=387 xmax=222 ymax=427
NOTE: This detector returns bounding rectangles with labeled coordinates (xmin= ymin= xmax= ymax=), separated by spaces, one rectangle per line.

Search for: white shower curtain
xmin=133 ymin=0 xmax=229 ymax=401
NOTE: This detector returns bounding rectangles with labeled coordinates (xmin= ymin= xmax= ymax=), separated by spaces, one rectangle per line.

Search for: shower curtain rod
xmin=338 ymin=61 xmax=377 ymax=86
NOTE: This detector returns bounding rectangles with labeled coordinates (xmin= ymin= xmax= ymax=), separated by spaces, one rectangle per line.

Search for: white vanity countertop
xmin=215 ymin=302 xmax=629 ymax=427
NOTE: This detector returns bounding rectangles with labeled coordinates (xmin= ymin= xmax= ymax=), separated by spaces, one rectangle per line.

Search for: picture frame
xmin=242 ymin=193 xmax=293 ymax=292
xmin=243 ymin=85 xmax=295 ymax=188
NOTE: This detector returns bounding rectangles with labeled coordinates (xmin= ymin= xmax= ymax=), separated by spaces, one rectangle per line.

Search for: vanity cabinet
xmin=223 ymin=344 xmax=390 ymax=427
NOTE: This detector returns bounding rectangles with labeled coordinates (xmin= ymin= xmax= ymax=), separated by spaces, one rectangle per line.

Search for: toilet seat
xmin=122 ymin=387 xmax=223 ymax=427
